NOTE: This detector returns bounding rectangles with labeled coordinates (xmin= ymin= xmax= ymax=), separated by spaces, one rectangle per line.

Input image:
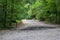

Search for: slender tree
xmin=3 ymin=0 xmax=7 ymax=28
xmin=9 ymin=0 xmax=14 ymax=27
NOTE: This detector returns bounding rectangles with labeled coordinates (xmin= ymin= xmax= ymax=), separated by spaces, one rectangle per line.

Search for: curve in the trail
xmin=22 ymin=19 xmax=59 ymax=27
xmin=16 ymin=19 xmax=59 ymax=30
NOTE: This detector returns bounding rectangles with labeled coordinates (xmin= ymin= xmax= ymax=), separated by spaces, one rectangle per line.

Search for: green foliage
xmin=0 ymin=0 xmax=60 ymax=29
xmin=28 ymin=0 xmax=60 ymax=24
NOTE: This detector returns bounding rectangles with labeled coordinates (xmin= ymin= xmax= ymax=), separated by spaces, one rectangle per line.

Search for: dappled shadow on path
xmin=20 ymin=27 xmax=57 ymax=30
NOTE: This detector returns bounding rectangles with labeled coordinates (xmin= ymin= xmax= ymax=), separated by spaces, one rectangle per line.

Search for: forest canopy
xmin=0 ymin=0 xmax=60 ymax=29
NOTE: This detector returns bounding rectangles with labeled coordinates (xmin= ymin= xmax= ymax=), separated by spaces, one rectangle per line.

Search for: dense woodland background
xmin=0 ymin=0 xmax=60 ymax=29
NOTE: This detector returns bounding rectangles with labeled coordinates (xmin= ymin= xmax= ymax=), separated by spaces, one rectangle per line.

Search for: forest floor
xmin=0 ymin=19 xmax=60 ymax=40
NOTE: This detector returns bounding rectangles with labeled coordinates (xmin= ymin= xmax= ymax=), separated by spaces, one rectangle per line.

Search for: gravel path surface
xmin=0 ymin=28 xmax=60 ymax=40
xmin=0 ymin=19 xmax=60 ymax=40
